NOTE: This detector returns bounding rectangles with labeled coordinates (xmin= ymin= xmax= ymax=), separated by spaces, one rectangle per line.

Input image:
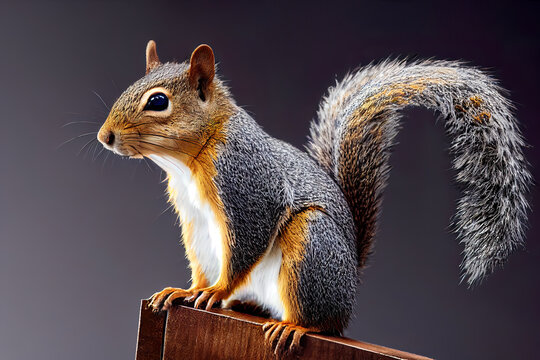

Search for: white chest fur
xmin=148 ymin=154 xmax=223 ymax=285
xmin=224 ymin=243 xmax=285 ymax=320
xmin=148 ymin=154 xmax=285 ymax=320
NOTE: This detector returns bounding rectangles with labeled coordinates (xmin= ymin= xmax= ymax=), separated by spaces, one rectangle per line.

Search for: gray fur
xmin=307 ymin=59 xmax=531 ymax=286
xmin=215 ymin=110 xmax=357 ymax=327
xmin=215 ymin=113 xmax=288 ymax=276
xmin=296 ymin=210 xmax=357 ymax=331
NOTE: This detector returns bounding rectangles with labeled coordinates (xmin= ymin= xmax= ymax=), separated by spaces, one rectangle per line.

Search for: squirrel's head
xmin=97 ymin=41 xmax=235 ymax=162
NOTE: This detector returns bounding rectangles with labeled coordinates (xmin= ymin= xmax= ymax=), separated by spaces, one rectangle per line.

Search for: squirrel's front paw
xmin=147 ymin=287 xmax=192 ymax=312
xmin=185 ymin=287 xmax=228 ymax=311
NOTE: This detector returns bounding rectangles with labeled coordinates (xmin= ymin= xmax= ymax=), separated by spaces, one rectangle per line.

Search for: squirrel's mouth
xmin=113 ymin=146 xmax=142 ymax=158
xmin=98 ymin=139 xmax=142 ymax=159
xmin=108 ymin=144 xmax=143 ymax=159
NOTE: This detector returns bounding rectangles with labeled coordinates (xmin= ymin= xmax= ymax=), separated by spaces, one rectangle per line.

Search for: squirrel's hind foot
xmin=262 ymin=321 xmax=317 ymax=358
xmin=147 ymin=287 xmax=193 ymax=312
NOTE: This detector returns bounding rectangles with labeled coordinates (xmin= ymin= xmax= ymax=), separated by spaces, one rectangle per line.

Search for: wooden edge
xmin=306 ymin=334 xmax=433 ymax=360
xmin=136 ymin=300 xmax=167 ymax=360
xmin=137 ymin=299 xmax=433 ymax=360
xmin=186 ymin=306 xmax=432 ymax=360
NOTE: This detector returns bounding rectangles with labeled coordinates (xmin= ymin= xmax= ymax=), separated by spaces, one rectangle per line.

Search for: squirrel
xmin=97 ymin=41 xmax=531 ymax=356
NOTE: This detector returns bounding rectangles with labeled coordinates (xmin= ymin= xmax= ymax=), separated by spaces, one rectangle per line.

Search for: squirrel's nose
xmin=98 ymin=129 xmax=116 ymax=147
xmin=105 ymin=132 xmax=115 ymax=146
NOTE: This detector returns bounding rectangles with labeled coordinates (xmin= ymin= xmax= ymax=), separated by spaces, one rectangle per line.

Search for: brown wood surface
xmin=136 ymin=300 xmax=433 ymax=360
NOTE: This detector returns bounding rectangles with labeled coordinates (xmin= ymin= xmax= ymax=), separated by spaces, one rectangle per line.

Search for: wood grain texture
xmin=137 ymin=300 xmax=433 ymax=360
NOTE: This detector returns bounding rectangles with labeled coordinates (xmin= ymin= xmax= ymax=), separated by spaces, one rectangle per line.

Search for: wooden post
xmin=136 ymin=300 xmax=432 ymax=360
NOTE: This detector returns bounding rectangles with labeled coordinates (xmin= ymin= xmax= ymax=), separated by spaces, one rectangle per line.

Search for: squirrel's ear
xmin=189 ymin=44 xmax=215 ymax=101
xmin=146 ymin=40 xmax=161 ymax=74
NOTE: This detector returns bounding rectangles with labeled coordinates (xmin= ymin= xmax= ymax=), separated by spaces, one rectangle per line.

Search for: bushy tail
xmin=307 ymin=59 xmax=531 ymax=285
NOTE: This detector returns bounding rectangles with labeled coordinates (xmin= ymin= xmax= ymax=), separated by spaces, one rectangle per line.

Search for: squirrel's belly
xmin=223 ymin=244 xmax=285 ymax=320
xmin=148 ymin=154 xmax=223 ymax=285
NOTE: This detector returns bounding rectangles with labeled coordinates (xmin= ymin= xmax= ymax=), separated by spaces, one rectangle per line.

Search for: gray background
xmin=1 ymin=1 xmax=538 ymax=359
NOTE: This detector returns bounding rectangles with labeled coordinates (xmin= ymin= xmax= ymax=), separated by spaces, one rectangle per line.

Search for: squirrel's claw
xmin=205 ymin=292 xmax=221 ymax=310
xmin=147 ymin=287 xmax=192 ymax=312
xmin=163 ymin=289 xmax=192 ymax=310
xmin=193 ymin=291 xmax=211 ymax=309
xmin=192 ymin=288 xmax=227 ymax=310
xmin=184 ymin=291 xmax=200 ymax=304
xmin=275 ymin=326 xmax=294 ymax=355
xmin=262 ymin=321 xmax=309 ymax=358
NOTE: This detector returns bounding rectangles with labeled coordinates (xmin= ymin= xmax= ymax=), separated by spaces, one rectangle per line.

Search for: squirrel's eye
xmin=144 ymin=93 xmax=169 ymax=111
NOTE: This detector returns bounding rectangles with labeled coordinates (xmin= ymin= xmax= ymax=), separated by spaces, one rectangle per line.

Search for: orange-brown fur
xmin=454 ymin=95 xmax=490 ymax=124
xmin=474 ymin=111 xmax=491 ymax=123
xmin=277 ymin=207 xmax=323 ymax=327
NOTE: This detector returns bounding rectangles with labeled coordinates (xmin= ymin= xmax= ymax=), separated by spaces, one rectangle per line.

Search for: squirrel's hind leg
xmin=261 ymin=207 xmax=355 ymax=356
